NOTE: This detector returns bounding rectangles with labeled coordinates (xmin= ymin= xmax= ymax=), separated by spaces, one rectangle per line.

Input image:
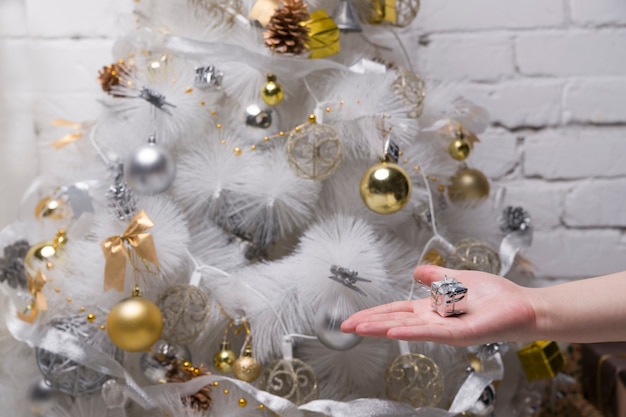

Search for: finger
xmin=341 ymin=300 xmax=416 ymax=332
xmin=354 ymin=315 xmax=433 ymax=337
xmin=413 ymin=265 xmax=457 ymax=285
xmin=386 ymin=323 xmax=470 ymax=346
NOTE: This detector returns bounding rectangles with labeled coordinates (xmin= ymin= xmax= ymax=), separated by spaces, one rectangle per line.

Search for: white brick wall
xmin=1 ymin=0 xmax=625 ymax=282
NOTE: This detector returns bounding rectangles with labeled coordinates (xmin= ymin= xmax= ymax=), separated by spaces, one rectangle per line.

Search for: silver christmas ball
xmin=140 ymin=340 xmax=192 ymax=384
xmin=315 ymin=308 xmax=362 ymax=351
xmin=27 ymin=378 xmax=63 ymax=416
xmin=466 ymin=384 xmax=496 ymax=417
xmin=125 ymin=139 xmax=176 ymax=195
xmin=243 ymin=103 xmax=281 ymax=138
xmin=36 ymin=315 xmax=124 ymax=396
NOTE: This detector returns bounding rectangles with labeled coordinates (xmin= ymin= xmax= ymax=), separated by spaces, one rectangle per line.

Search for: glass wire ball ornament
xmin=140 ymin=340 xmax=192 ymax=384
xmin=286 ymin=115 xmax=342 ymax=181
xmin=445 ymin=239 xmax=501 ymax=275
xmin=156 ymin=284 xmax=211 ymax=345
xmin=35 ymin=315 xmax=124 ymax=396
xmin=257 ymin=358 xmax=319 ymax=406
xmin=392 ymin=68 xmax=426 ymax=119
xmin=385 ymin=352 xmax=444 ymax=408
xmin=124 ymin=135 xmax=176 ymax=195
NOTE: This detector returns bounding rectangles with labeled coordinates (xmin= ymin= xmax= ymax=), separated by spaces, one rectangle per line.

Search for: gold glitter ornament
xmin=233 ymin=344 xmax=262 ymax=382
xmin=213 ymin=340 xmax=237 ymax=373
xmin=446 ymin=239 xmax=501 ymax=275
xmin=258 ymin=358 xmax=319 ymax=405
xmin=447 ymin=167 xmax=490 ymax=204
xmin=106 ymin=287 xmax=164 ymax=352
xmin=287 ymin=116 xmax=342 ymax=180
xmin=385 ymin=353 xmax=444 ymax=408
xmin=360 ymin=162 xmax=412 ymax=215
xmin=261 ymin=74 xmax=284 ymax=106
xmin=156 ymin=284 xmax=211 ymax=345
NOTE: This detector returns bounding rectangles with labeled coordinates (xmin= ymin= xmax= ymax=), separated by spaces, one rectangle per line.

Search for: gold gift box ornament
xmin=303 ymin=9 xmax=340 ymax=59
xmin=517 ymin=340 xmax=566 ymax=381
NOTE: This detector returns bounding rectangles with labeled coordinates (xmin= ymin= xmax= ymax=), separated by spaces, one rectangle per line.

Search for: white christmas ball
xmin=125 ymin=140 xmax=176 ymax=195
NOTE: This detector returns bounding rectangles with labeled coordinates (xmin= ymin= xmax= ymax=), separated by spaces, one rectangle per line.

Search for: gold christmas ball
xmin=233 ymin=356 xmax=262 ymax=382
xmin=25 ymin=241 xmax=57 ymax=269
xmin=421 ymin=248 xmax=445 ymax=267
xmin=448 ymin=138 xmax=471 ymax=161
xmin=359 ymin=161 xmax=412 ymax=215
xmin=213 ymin=341 xmax=237 ymax=373
xmin=447 ymin=167 xmax=490 ymax=204
xmin=35 ymin=196 xmax=69 ymax=219
xmin=260 ymin=74 xmax=284 ymax=106
xmin=106 ymin=294 xmax=163 ymax=352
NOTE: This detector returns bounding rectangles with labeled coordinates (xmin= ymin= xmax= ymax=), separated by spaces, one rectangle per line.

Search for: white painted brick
xmin=564 ymin=179 xmax=626 ymax=227
xmin=570 ymin=0 xmax=626 ymax=27
xmin=0 ymin=0 xmax=27 ymax=37
xmin=564 ymin=79 xmax=626 ymax=124
xmin=524 ymin=127 xmax=626 ymax=179
xmin=468 ymin=129 xmax=520 ymax=179
xmin=526 ymin=229 xmax=626 ymax=279
xmin=25 ymin=0 xmax=133 ymax=38
xmin=0 ymin=94 xmax=37 ymax=227
xmin=415 ymin=34 xmax=514 ymax=82
xmin=0 ymin=40 xmax=34 ymax=94
xmin=457 ymin=81 xmax=563 ymax=129
xmin=516 ymin=30 xmax=626 ymax=77
xmin=415 ymin=0 xmax=565 ymax=32
xmin=496 ymin=180 xmax=570 ymax=229
xmin=29 ymin=39 xmax=114 ymax=94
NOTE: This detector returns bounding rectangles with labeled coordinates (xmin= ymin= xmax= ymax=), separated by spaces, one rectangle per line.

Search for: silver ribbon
xmin=121 ymin=29 xmax=351 ymax=80
xmin=498 ymin=224 xmax=533 ymax=276
xmin=468 ymin=343 xmax=508 ymax=381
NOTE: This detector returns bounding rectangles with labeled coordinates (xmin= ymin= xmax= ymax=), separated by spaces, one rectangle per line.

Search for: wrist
xmin=522 ymin=286 xmax=553 ymax=341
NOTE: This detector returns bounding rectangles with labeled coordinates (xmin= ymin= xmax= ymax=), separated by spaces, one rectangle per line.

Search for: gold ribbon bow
xmin=101 ymin=210 xmax=159 ymax=293
xmin=17 ymin=269 xmax=48 ymax=323
xmin=49 ymin=119 xmax=94 ymax=149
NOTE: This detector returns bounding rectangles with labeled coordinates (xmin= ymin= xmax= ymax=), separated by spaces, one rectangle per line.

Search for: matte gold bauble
xmin=448 ymin=138 xmax=471 ymax=161
xmin=213 ymin=340 xmax=237 ymax=373
xmin=447 ymin=167 xmax=490 ymax=204
xmin=261 ymin=74 xmax=284 ymax=106
xmin=359 ymin=161 xmax=412 ymax=215
xmin=106 ymin=291 xmax=163 ymax=352
xmin=233 ymin=344 xmax=261 ymax=382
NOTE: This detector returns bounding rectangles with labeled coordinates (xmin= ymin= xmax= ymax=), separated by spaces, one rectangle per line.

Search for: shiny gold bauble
xmin=447 ymin=167 xmax=490 ymax=204
xmin=213 ymin=341 xmax=237 ymax=373
xmin=106 ymin=294 xmax=163 ymax=352
xmin=25 ymin=241 xmax=57 ymax=269
xmin=448 ymin=138 xmax=471 ymax=161
xmin=359 ymin=161 xmax=412 ymax=214
xmin=35 ymin=196 xmax=69 ymax=219
xmin=233 ymin=344 xmax=261 ymax=382
xmin=260 ymin=74 xmax=284 ymax=106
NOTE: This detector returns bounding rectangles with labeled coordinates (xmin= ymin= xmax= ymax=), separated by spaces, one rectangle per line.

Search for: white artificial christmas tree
xmin=0 ymin=1 xmax=541 ymax=416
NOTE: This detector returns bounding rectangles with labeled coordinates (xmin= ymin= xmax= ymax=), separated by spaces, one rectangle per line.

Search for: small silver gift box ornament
xmin=431 ymin=276 xmax=468 ymax=317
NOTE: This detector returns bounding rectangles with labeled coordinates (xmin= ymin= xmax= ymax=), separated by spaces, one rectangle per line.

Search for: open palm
xmin=341 ymin=265 xmax=538 ymax=347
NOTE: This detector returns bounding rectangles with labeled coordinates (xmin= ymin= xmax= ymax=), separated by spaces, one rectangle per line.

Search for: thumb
xmin=413 ymin=265 xmax=459 ymax=285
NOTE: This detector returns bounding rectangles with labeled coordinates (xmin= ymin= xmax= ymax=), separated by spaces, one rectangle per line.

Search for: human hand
xmin=341 ymin=265 xmax=538 ymax=347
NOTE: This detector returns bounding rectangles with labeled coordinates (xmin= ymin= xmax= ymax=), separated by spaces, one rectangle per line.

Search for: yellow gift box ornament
xmin=303 ymin=9 xmax=340 ymax=59
xmin=370 ymin=0 xmax=420 ymax=28
xmin=517 ymin=340 xmax=566 ymax=381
